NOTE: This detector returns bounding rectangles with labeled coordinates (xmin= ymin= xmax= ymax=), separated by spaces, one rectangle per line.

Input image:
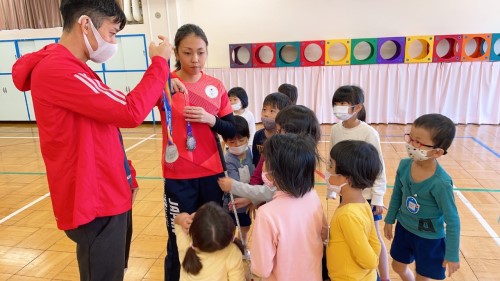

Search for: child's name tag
xmin=406 ymin=196 xmax=420 ymax=214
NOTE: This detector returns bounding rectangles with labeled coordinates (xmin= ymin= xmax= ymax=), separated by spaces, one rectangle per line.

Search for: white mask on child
xmin=228 ymin=144 xmax=247 ymax=156
xmin=262 ymin=172 xmax=274 ymax=187
xmin=325 ymin=170 xmax=346 ymax=198
xmin=333 ymin=105 xmax=355 ymax=121
xmin=79 ymin=16 xmax=118 ymax=63
xmin=406 ymin=143 xmax=431 ymax=161
xmin=232 ymin=103 xmax=242 ymax=111
xmin=324 ymin=170 xmax=336 ymax=199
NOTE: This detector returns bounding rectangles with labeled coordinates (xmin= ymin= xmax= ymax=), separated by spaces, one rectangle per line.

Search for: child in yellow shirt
xmin=175 ymin=202 xmax=245 ymax=281
xmin=326 ymin=140 xmax=382 ymax=280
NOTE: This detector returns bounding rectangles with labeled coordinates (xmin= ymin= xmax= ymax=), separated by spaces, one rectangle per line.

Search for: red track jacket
xmin=12 ymin=44 xmax=168 ymax=230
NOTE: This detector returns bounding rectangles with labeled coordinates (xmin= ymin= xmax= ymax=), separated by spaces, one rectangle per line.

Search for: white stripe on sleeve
xmin=74 ymin=73 xmax=127 ymax=105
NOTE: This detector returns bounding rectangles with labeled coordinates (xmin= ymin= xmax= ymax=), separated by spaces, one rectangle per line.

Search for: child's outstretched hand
xmin=383 ymin=223 xmax=394 ymax=240
xmin=442 ymin=260 xmax=460 ymax=277
xmin=217 ymin=177 xmax=234 ymax=192
xmin=229 ymin=197 xmax=252 ymax=210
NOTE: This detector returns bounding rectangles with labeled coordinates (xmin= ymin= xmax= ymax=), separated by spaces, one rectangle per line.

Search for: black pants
xmin=125 ymin=209 xmax=133 ymax=269
xmin=163 ymin=173 xmax=224 ymax=281
xmin=65 ymin=210 xmax=129 ymax=281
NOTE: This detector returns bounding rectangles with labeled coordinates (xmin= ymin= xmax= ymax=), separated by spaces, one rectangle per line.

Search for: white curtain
xmin=205 ymin=62 xmax=500 ymax=124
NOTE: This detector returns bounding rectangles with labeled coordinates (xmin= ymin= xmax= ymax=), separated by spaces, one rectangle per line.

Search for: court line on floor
xmin=454 ymin=187 xmax=500 ymax=247
xmin=0 ymin=134 xmax=156 ymax=225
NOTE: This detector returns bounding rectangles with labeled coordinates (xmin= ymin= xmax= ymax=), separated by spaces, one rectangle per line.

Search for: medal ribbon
xmin=162 ymin=60 xmax=174 ymax=145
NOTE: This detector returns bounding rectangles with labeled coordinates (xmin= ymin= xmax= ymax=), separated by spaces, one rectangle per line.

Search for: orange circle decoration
xmin=461 ymin=34 xmax=492 ymax=61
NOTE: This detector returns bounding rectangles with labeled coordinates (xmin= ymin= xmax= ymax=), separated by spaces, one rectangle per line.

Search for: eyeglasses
xmin=404 ymin=134 xmax=437 ymax=149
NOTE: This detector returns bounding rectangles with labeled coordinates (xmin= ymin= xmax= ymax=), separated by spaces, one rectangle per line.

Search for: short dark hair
xmin=263 ymin=134 xmax=320 ymax=198
xmin=174 ymin=23 xmax=208 ymax=70
xmin=413 ymin=114 xmax=456 ymax=154
xmin=263 ymin=92 xmax=291 ymax=111
xmin=228 ymin=87 xmax=249 ymax=109
xmin=60 ymin=0 xmax=126 ymax=32
xmin=182 ymin=202 xmax=244 ymax=275
xmin=275 ymin=105 xmax=321 ymax=144
xmin=222 ymin=115 xmax=249 ymax=141
xmin=330 ymin=140 xmax=382 ymax=190
xmin=278 ymin=83 xmax=298 ymax=105
xmin=332 ymin=85 xmax=367 ymax=122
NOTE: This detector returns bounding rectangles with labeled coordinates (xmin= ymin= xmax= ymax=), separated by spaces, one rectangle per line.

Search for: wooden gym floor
xmin=0 ymin=123 xmax=499 ymax=281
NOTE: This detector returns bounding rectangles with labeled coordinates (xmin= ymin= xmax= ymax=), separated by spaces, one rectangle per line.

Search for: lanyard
xmin=162 ymin=62 xmax=174 ymax=145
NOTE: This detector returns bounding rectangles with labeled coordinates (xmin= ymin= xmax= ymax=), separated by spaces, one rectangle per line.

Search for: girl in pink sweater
xmin=250 ymin=134 xmax=328 ymax=281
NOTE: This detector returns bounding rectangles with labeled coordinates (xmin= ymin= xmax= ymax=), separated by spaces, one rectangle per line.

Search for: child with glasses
xmin=384 ymin=113 xmax=460 ymax=280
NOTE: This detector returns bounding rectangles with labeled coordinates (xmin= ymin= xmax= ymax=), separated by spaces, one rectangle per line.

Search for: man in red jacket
xmin=12 ymin=0 xmax=171 ymax=280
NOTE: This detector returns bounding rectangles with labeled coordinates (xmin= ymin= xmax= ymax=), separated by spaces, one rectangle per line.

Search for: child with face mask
xmin=384 ymin=114 xmax=460 ymax=281
xmin=327 ymin=85 xmax=390 ymax=281
xmin=251 ymin=92 xmax=291 ymax=167
xmin=218 ymin=105 xmax=321 ymax=208
xmin=228 ymin=87 xmax=256 ymax=147
xmin=222 ymin=116 xmax=254 ymax=244
xmin=251 ymin=134 xmax=327 ymax=280
xmin=326 ymin=140 xmax=383 ymax=281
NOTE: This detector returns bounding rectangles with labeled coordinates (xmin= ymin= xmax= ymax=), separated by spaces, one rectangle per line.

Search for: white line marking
xmin=0 ymin=134 xmax=156 ymax=224
xmin=0 ymin=193 xmax=51 ymax=224
xmin=454 ymin=186 xmax=500 ymax=247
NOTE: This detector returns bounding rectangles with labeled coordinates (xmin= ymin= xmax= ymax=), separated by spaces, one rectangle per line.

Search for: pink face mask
xmin=79 ymin=16 xmax=118 ymax=63
xmin=262 ymin=172 xmax=274 ymax=187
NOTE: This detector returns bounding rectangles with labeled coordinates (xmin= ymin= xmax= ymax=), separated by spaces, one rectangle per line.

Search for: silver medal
xmin=186 ymin=136 xmax=197 ymax=151
xmin=165 ymin=144 xmax=179 ymax=163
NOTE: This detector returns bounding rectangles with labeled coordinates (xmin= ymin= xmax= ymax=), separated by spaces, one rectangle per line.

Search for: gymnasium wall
xmin=1 ymin=0 xmax=500 ymax=68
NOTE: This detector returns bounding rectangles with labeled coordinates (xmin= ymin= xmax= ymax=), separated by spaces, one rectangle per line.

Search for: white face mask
xmin=325 ymin=170 xmax=346 ymax=198
xmin=406 ymin=143 xmax=431 ymax=161
xmin=228 ymin=144 xmax=247 ymax=155
xmin=79 ymin=16 xmax=118 ymax=63
xmin=231 ymin=103 xmax=242 ymax=111
xmin=333 ymin=105 xmax=355 ymax=121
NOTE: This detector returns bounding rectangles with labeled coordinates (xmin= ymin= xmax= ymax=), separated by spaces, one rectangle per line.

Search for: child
xmin=327 ymin=85 xmax=390 ymax=280
xmin=384 ymin=113 xmax=460 ymax=281
xmin=251 ymin=134 xmax=327 ymax=281
xmin=222 ymin=115 xmax=255 ymax=244
xmin=252 ymin=92 xmax=291 ymax=166
xmin=326 ymin=140 xmax=382 ymax=280
xmin=218 ymin=105 xmax=321 ymax=207
xmin=278 ymin=83 xmax=298 ymax=105
xmin=175 ymin=201 xmax=245 ymax=281
xmin=228 ymin=87 xmax=256 ymax=147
